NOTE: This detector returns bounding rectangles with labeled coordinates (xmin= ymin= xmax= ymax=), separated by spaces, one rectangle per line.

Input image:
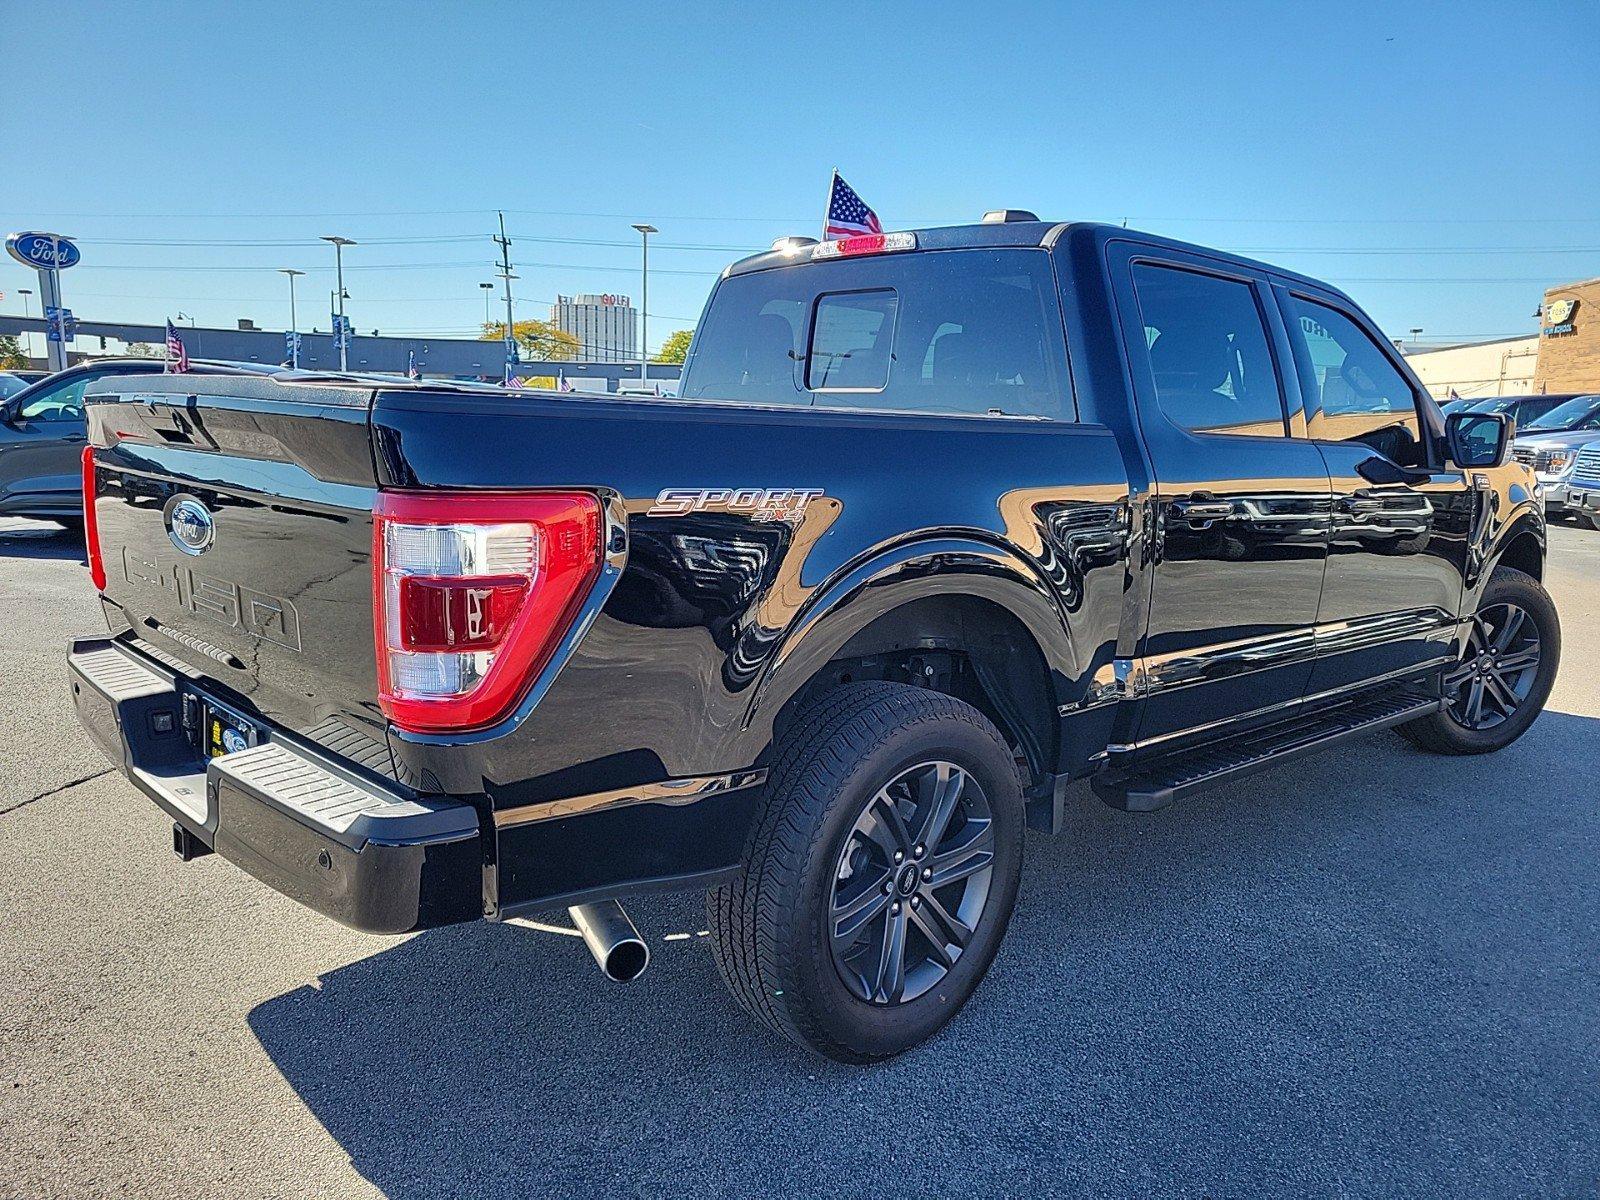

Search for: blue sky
xmin=3 ymin=0 xmax=1597 ymax=355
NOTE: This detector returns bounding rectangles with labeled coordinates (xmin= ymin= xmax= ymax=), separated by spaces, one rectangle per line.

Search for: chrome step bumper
xmin=68 ymin=636 xmax=482 ymax=933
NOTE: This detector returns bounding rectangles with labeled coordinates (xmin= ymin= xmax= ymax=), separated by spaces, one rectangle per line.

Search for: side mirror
xmin=1445 ymin=411 xmax=1512 ymax=469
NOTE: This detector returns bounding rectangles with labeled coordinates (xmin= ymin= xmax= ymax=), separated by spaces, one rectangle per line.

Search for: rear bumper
xmin=68 ymin=636 xmax=482 ymax=934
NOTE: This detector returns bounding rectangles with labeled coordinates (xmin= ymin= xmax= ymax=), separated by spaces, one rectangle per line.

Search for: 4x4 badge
xmin=648 ymin=487 xmax=823 ymax=524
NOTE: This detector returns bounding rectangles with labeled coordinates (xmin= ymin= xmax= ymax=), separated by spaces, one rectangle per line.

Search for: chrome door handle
xmin=1171 ymin=499 xmax=1234 ymax=522
xmin=1340 ymin=494 xmax=1387 ymax=515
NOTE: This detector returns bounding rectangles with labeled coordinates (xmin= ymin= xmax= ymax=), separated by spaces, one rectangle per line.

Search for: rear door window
xmin=1129 ymin=263 xmax=1288 ymax=437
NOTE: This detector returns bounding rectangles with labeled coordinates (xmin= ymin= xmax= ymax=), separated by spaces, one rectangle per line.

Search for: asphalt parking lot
xmin=1 ymin=516 xmax=1596 ymax=1198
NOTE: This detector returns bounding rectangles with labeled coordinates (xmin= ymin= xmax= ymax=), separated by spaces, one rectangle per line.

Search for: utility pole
xmin=494 ymin=213 xmax=517 ymax=377
xmin=321 ymin=235 xmax=356 ymax=370
xmin=279 ymin=269 xmax=304 ymax=368
xmin=479 ymin=281 xmax=495 ymax=330
xmin=632 ymin=223 xmax=657 ymax=390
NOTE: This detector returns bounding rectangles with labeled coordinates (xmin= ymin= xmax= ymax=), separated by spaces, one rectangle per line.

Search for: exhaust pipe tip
xmin=568 ymin=901 xmax=651 ymax=982
xmin=599 ymin=937 xmax=650 ymax=983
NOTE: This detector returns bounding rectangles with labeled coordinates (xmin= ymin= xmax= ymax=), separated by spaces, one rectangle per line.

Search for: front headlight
xmin=1546 ymin=450 xmax=1576 ymax=475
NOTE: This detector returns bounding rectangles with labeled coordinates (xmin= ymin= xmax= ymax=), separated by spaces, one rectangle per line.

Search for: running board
xmin=1092 ymin=687 xmax=1443 ymax=812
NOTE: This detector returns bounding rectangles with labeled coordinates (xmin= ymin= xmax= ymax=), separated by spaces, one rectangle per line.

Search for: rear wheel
xmin=707 ymin=681 xmax=1025 ymax=1063
xmin=1398 ymin=566 xmax=1559 ymax=755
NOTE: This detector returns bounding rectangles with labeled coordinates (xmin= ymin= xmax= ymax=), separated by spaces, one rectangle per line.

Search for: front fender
xmin=1478 ymin=495 xmax=1545 ymax=588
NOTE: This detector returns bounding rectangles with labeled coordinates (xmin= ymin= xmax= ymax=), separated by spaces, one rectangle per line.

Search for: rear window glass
xmin=681 ymin=248 xmax=1068 ymax=418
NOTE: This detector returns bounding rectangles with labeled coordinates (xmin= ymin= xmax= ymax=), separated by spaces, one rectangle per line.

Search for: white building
xmin=550 ymin=293 xmax=637 ymax=363
xmin=1403 ymin=334 xmax=1539 ymax=400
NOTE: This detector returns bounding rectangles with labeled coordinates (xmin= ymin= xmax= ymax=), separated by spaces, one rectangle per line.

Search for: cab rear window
xmin=681 ymin=248 xmax=1069 ymax=419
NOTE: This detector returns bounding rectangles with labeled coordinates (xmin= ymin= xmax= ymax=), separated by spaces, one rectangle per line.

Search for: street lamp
xmin=177 ymin=311 xmax=195 ymax=328
xmin=1409 ymin=327 xmax=1423 ymax=349
xmin=321 ymin=235 xmax=357 ymax=370
xmin=18 ymin=288 xmax=32 ymax=359
xmin=631 ymin=223 xmax=657 ymax=389
xmin=479 ymin=282 xmax=495 ymax=330
xmin=279 ymin=269 xmax=305 ymax=367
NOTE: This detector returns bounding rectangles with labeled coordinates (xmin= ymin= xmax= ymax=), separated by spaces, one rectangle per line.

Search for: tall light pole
xmin=479 ymin=282 xmax=495 ymax=330
xmin=321 ymin=235 xmax=356 ymax=370
xmin=279 ymin=269 xmax=305 ymax=367
xmin=18 ymin=288 xmax=32 ymax=360
xmin=632 ymin=223 xmax=657 ymax=389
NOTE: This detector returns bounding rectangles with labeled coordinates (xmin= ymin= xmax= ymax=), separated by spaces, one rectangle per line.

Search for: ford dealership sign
xmin=5 ymin=232 xmax=81 ymax=271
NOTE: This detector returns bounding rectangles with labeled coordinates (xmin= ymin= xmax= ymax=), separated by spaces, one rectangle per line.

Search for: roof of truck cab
xmin=722 ymin=219 xmax=1357 ymax=301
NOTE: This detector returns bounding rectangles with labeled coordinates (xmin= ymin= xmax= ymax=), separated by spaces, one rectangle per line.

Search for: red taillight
xmin=81 ymin=446 xmax=106 ymax=592
xmin=395 ymin=575 xmax=529 ymax=652
xmin=373 ymin=491 xmax=603 ymax=733
xmin=811 ymin=231 xmax=917 ymax=260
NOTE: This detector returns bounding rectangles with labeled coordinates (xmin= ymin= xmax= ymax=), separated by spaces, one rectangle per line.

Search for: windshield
xmin=0 ymin=375 xmax=27 ymax=400
xmin=1525 ymin=396 xmax=1600 ymax=431
xmin=1469 ymin=397 xmax=1515 ymax=413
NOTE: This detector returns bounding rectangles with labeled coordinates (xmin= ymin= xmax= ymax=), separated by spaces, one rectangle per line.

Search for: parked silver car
xmin=1510 ymin=395 xmax=1600 ymax=517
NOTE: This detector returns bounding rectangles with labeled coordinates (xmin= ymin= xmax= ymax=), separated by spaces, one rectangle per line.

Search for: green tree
xmin=121 ymin=342 xmax=163 ymax=359
xmin=481 ymin=319 xmax=581 ymax=361
xmin=0 ymin=335 xmax=26 ymax=370
xmin=656 ymin=328 xmax=694 ymax=365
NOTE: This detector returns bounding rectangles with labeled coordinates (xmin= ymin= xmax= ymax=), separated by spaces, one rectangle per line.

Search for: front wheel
xmin=707 ymin=681 xmax=1025 ymax=1063
xmin=1398 ymin=566 xmax=1560 ymax=755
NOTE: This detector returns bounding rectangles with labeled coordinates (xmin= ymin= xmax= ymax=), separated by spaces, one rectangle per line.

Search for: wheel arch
xmin=742 ymin=537 xmax=1078 ymax=791
xmin=1490 ymin=512 xmax=1545 ymax=583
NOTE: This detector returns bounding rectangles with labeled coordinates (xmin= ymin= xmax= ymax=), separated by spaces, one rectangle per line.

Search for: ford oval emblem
xmin=166 ymin=496 xmax=215 ymax=556
xmin=4 ymin=231 xmax=81 ymax=271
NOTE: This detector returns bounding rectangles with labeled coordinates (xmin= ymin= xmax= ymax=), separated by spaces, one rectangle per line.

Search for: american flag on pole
xmin=407 ymin=349 xmax=421 ymax=380
xmin=825 ymin=171 xmax=883 ymax=240
xmin=164 ymin=321 xmax=189 ymax=374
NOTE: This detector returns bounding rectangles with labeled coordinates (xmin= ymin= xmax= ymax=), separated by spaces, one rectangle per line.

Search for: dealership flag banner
xmin=825 ymin=171 xmax=883 ymax=240
xmin=164 ymin=321 xmax=189 ymax=374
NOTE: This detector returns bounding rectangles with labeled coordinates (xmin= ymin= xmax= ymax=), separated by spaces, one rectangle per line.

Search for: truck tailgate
xmin=84 ymin=374 xmax=393 ymax=775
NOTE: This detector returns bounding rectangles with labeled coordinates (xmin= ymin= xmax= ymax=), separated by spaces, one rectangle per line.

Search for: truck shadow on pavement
xmin=248 ymin=711 xmax=1600 ymax=1197
xmin=0 ymin=520 xmax=86 ymax=563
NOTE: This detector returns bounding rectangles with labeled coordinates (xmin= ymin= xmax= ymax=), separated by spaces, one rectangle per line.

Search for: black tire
xmin=707 ymin=681 xmax=1025 ymax=1063
xmin=1574 ymin=510 xmax=1600 ymax=532
xmin=1398 ymin=566 xmax=1560 ymax=755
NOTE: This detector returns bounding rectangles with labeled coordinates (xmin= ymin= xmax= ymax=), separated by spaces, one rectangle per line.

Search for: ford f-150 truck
xmin=70 ymin=217 xmax=1559 ymax=1063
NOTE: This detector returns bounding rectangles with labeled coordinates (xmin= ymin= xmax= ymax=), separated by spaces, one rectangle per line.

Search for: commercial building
xmin=550 ymin=293 xmax=638 ymax=362
xmin=0 ymin=314 xmax=678 ymax=391
xmin=1404 ymin=335 xmax=1540 ymax=400
xmin=1533 ymin=276 xmax=1600 ymax=395
xmin=1403 ymin=273 xmax=1600 ymax=400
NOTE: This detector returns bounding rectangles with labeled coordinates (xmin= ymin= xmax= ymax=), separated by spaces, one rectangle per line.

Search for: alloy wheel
xmin=1446 ymin=602 xmax=1541 ymax=730
xmin=829 ymin=760 xmax=995 ymax=1005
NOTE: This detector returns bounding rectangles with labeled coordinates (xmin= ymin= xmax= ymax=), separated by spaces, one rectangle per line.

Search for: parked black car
xmin=69 ymin=220 xmax=1557 ymax=1062
xmin=1 ymin=359 xmax=279 ymax=524
xmin=1466 ymin=393 xmax=1583 ymax=428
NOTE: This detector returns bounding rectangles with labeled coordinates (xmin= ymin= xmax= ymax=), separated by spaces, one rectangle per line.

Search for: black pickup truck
xmin=70 ymin=217 xmax=1558 ymax=1063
